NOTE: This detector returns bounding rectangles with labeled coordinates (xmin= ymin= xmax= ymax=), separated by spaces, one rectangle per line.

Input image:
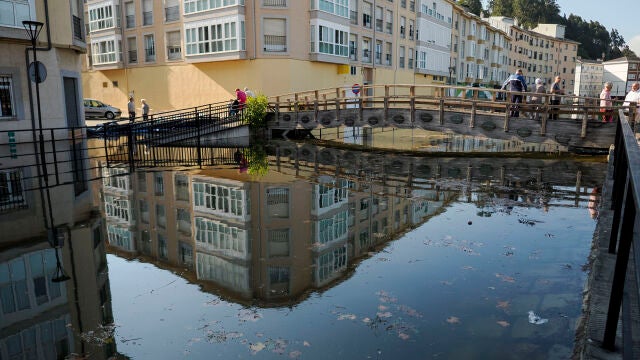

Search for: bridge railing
xmin=267 ymin=84 xmax=636 ymax=124
xmin=602 ymin=109 xmax=640 ymax=354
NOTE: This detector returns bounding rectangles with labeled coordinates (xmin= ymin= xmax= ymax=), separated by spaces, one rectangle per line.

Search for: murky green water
xmin=0 ymin=138 xmax=606 ymax=359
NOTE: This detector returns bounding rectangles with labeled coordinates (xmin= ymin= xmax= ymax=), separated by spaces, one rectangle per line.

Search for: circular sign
xmin=352 ymin=83 xmax=360 ymax=95
xmin=28 ymin=61 xmax=47 ymax=83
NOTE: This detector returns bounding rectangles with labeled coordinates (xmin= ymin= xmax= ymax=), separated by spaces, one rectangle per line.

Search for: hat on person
xmin=535 ymin=78 xmax=543 ymax=85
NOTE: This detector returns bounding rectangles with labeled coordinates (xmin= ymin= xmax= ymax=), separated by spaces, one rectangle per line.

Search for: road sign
xmin=28 ymin=61 xmax=47 ymax=83
xmin=352 ymin=83 xmax=360 ymax=95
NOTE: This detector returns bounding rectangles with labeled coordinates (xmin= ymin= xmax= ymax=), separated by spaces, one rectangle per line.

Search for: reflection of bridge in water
xmin=266 ymin=84 xmax=633 ymax=151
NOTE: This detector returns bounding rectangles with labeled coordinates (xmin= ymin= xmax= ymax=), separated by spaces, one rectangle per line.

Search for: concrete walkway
xmin=574 ymin=149 xmax=640 ymax=359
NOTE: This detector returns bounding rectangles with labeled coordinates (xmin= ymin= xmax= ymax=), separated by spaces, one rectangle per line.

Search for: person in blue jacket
xmin=502 ymin=69 xmax=528 ymax=117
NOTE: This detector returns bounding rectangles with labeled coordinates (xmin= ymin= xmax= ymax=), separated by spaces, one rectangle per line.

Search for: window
xmin=375 ymin=6 xmax=382 ymax=32
xmin=0 ymin=0 xmax=32 ymax=27
xmin=144 ymin=34 xmax=155 ymax=62
xmin=184 ymin=0 xmax=243 ymax=14
xmin=156 ymin=204 xmax=166 ymax=229
xmin=142 ymin=0 xmax=153 ymax=26
xmin=91 ymin=36 xmax=121 ymax=65
xmin=263 ymin=18 xmax=286 ymax=52
xmin=193 ymin=181 xmax=246 ymax=217
xmin=107 ymin=224 xmax=133 ymax=250
xmin=158 ymin=234 xmax=168 ymax=259
xmin=174 ymin=174 xmax=189 ymax=201
xmin=385 ymin=10 xmax=392 ymax=34
xmin=263 ymin=0 xmax=286 ymax=6
xmin=0 ymin=168 xmax=27 ymax=212
xmin=154 ymin=172 xmax=163 ymax=195
xmin=316 ymin=245 xmax=347 ymax=283
xmin=185 ymin=18 xmax=245 ymax=55
xmin=268 ymin=229 xmax=290 ymax=257
xmin=399 ymin=46 xmax=405 ymax=68
xmin=165 ymin=0 xmax=180 ymax=22
xmin=88 ymin=3 xmax=119 ymax=32
xmin=0 ymin=75 xmax=15 ymax=118
xmin=195 ymin=217 xmax=247 ymax=257
xmin=127 ymin=37 xmax=137 ymax=64
xmin=314 ymin=23 xmax=348 ymax=57
xmin=105 ymin=195 xmax=130 ymax=222
xmin=266 ymin=187 xmax=289 ymax=218
xmin=318 ymin=0 xmax=348 ymax=18
xmin=408 ymin=47 xmax=414 ymax=69
xmin=166 ymin=30 xmax=182 ymax=60
xmin=139 ymin=200 xmax=149 ymax=223
xmin=177 ymin=208 xmax=191 ymax=235
xmin=136 ymin=171 xmax=146 ymax=192
xmin=125 ymin=1 xmax=135 ymax=28
xmin=362 ymin=2 xmax=372 ymax=28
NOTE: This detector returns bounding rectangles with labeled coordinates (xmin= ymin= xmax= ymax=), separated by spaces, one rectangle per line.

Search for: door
xmin=63 ymin=77 xmax=81 ymax=126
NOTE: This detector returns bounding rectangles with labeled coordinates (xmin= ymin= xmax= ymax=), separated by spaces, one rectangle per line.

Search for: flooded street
xmin=1 ymin=137 xmax=607 ymax=359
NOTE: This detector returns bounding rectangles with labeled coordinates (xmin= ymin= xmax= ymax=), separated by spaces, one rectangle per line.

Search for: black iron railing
xmin=602 ymin=110 xmax=640 ymax=355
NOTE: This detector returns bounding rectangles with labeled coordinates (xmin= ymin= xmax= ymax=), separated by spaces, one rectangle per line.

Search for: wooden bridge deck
xmin=267 ymin=84 xmax=638 ymax=150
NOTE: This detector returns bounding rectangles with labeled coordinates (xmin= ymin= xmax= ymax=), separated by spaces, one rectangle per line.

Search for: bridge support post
xmin=470 ymin=102 xmax=476 ymax=128
xmin=384 ymin=85 xmax=389 ymax=124
xmin=439 ymin=99 xmax=444 ymax=125
xmin=410 ymin=86 xmax=416 ymax=124
xmin=503 ymin=109 xmax=510 ymax=132
xmin=581 ymin=116 xmax=588 ymax=138
xmin=196 ymin=111 xmax=202 ymax=168
xmin=540 ymin=117 xmax=547 ymax=136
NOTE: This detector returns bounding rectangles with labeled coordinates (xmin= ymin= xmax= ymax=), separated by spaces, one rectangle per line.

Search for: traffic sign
xmin=352 ymin=83 xmax=360 ymax=95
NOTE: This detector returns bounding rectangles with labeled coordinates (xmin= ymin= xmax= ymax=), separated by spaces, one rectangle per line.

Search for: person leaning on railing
xmin=623 ymin=82 xmax=640 ymax=122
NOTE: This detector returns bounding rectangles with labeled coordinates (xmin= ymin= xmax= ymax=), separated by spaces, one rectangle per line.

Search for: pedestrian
xmin=599 ymin=82 xmax=613 ymax=123
xmin=128 ymin=96 xmax=135 ymax=122
xmin=549 ymin=76 xmax=564 ymax=119
xmin=244 ymin=87 xmax=255 ymax=98
xmin=501 ymin=69 xmax=527 ymax=118
xmin=229 ymin=99 xmax=239 ymax=116
xmin=529 ymin=78 xmax=546 ymax=120
xmin=623 ymin=82 xmax=640 ymax=122
xmin=141 ymin=99 xmax=149 ymax=121
xmin=235 ymin=88 xmax=247 ymax=111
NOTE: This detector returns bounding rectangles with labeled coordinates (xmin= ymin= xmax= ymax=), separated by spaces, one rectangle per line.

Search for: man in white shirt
xmin=623 ymin=82 xmax=640 ymax=121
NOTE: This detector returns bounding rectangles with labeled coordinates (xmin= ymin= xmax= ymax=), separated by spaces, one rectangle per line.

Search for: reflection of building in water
xmin=2 ymin=167 xmax=112 ymax=358
xmin=97 ymin=158 xmax=455 ymax=306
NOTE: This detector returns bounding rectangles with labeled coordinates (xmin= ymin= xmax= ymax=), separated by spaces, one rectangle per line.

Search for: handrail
xmin=602 ymin=109 xmax=640 ymax=355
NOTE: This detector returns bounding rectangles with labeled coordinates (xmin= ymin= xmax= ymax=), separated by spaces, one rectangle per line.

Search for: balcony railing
xmin=409 ymin=1 xmax=415 ymax=11
xmin=385 ymin=22 xmax=392 ymax=34
xmin=143 ymin=11 xmax=153 ymax=26
xmin=349 ymin=46 xmax=357 ymax=61
xmin=72 ymin=15 xmax=83 ymax=41
xmin=362 ymin=49 xmax=370 ymax=63
xmin=128 ymin=50 xmax=137 ymax=63
xmin=145 ymin=49 xmax=155 ymax=62
xmin=264 ymin=35 xmax=286 ymax=52
xmin=263 ymin=0 xmax=286 ymax=6
xmin=167 ymin=46 xmax=181 ymax=60
xmin=126 ymin=15 xmax=135 ymax=28
xmin=385 ymin=54 xmax=391 ymax=66
xmin=399 ymin=56 xmax=405 ymax=68
xmin=375 ymin=51 xmax=381 ymax=64
xmin=165 ymin=6 xmax=179 ymax=22
xmin=408 ymin=58 xmax=414 ymax=69
xmin=350 ymin=10 xmax=357 ymax=25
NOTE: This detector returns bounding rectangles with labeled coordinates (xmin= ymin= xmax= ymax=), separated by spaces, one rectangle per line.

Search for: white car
xmin=84 ymin=98 xmax=122 ymax=120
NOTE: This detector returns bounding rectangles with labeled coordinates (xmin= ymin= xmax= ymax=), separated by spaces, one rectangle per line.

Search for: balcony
xmin=385 ymin=54 xmax=391 ymax=66
xmin=349 ymin=46 xmax=357 ymax=61
xmin=264 ymin=34 xmax=286 ymax=52
xmin=145 ymin=49 xmax=155 ymax=62
xmin=128 ymin=50 xmax=137 ymax=63
xmin=167 ymin=46 xmax=181 ymax=60
xmin=362 ymin=49 xmax=371 ymax=63
xmin=375 ymin=51 xmax=381 ymax=64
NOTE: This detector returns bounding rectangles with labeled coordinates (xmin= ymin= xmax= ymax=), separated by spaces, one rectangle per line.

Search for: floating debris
xmin=528 ymin=311 xmax=548 ymax=325
xmin=446 ymin=316 xmax=460 ymax=324
xmin=496 ymin=321 xmax=510 ymax=327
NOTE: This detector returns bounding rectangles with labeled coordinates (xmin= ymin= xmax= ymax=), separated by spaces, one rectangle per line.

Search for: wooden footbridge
xmin=266 ymin=84 xmax=637 ymax=150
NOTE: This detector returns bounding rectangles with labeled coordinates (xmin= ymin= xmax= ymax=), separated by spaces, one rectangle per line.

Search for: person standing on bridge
xmin=502 ymin=69 xmax=528 ymax=118
xmin=600 ymin=82 xmax=613 ymax=123
xmin=141 ymin=99 xmax=149 ymax=121
xmin=529 ymin=78 xmax=546 ymax=120
xmin=128 ymin=96 xmax=136 ymax=123
xmin=236 ymin=88 xmax=247 ymax=111
xmin=244 ymin=87 xmax=255 ymax=98
xmin=549 ymin=76 xmax=564 ymax=120
xmin=623 ymin=82 xmax=640 ymax=122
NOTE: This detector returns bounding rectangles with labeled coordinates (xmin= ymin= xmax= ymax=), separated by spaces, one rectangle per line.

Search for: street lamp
xmin=448 ymin=66 xmax=456 ymax=85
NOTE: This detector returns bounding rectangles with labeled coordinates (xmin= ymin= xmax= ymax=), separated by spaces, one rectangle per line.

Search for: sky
xmin=480 ymin=1 xmax=640 ymax=56
xmin=554 ymin=0 xmax=640 ymax=56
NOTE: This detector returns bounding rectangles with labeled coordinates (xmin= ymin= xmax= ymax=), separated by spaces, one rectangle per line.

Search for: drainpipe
xmin=252 ymin=0 xmax=257 ymax=60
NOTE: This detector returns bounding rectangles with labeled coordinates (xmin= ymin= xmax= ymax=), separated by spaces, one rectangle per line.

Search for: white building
xmin=603 ymin=57 xmax=640 ymax=98
xmin=574 ymin=58 xmax=603 ymax=97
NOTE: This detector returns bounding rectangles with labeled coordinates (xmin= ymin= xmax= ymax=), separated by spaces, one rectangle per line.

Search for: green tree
xmin=488 ymin=0 xmax=514 ymax=17
xmin=243 ymin=94 xmax=269 ymax=128
xmin=457 ymin=0 xmax=483 ymax=16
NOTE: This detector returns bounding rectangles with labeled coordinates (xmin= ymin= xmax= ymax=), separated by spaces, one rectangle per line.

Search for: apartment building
xmin=603 ymin=56 xmax=640 ymax=98
xmin=574 ymin=58 xmax=603 ymax=97
xmin=486 ymin=17 xmax=579 ymax=94
xmin=451 ymin=4 xmax=509 ymax=88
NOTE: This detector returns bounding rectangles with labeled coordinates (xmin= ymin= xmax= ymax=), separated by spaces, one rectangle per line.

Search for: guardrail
xmin=602 ymin=109 xmax=640 ymax=354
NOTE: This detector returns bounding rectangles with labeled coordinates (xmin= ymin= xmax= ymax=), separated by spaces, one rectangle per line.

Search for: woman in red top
xmin=235 ymin=88 xmax=247 ymax=110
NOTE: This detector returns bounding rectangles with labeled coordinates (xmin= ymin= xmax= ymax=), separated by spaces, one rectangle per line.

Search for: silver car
xmin=84 ymin=98 xmax=122 ymax=120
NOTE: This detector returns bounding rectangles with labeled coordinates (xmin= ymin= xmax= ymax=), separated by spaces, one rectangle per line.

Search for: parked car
xmin=84 ymin=98 xmax=121 ymax=120
xmin=86 ymin=121 xmax=128 ymax=138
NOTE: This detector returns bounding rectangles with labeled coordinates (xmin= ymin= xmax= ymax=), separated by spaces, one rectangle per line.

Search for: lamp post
xmin=448 ymin=66 xmax=455 ymax=85
xmin=23 ymin=20 xmax=70 ymax=282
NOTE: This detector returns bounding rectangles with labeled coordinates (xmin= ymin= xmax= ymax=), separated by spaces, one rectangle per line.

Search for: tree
xmin=457 ymin=0 xmax=483 ymax=16
xmin=488 ymin=0 xmax=513 ymax=17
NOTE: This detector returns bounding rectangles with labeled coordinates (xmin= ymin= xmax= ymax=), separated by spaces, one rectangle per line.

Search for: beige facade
xmin=487 ymin=17 xmax=579 ymax=93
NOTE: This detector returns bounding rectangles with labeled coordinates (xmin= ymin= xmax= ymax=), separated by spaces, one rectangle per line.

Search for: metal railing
xmin=602 ymin=110 xmax=640 ymax=355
